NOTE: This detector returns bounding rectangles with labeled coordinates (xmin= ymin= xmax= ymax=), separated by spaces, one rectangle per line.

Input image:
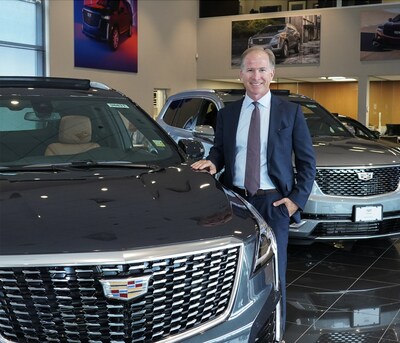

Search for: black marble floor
xmin=284 ymin=238 xmax=400 ymax=343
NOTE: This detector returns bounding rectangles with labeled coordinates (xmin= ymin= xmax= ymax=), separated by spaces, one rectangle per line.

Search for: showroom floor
xmin=283 ymin=238 xmax=400 ymax=343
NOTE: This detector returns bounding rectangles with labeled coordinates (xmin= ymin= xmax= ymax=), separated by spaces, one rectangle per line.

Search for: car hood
xmin=0 ymin=165 xmax=254 ymax=256
xmin=252 ymin=32 xmax=279 ymax=39
xmin=313 ymin=136 xmax=400 ymax=167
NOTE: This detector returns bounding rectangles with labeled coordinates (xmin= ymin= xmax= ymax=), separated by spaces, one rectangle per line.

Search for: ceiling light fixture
xmin=319 ymin=76 xmax=357 ymax=82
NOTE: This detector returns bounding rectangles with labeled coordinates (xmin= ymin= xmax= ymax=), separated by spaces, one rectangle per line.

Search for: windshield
xmin=0 ymin=95 xmax=182 ymax=168
xmin=97 ymin=0 xmax=118 ymax=10
xmin=299 ymin=102 xmax=353 ymax=137
xmin=220 ymin=95 xmax=353 ymax=138
xmin=260 ymin=25 xmax=285 ymax=34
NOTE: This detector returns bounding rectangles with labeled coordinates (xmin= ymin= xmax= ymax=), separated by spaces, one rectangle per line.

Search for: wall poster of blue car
xmin=360 ymin=8 xmax=400 ymax=61
xmin=231 ymin=14 xmax=321 ymax=67
xmin=74 ymin=0 xmax=138 ymax=72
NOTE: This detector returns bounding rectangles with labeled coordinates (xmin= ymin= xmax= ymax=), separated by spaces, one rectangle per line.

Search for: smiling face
xmin=239 ymin=49 xmax=275 ymax=101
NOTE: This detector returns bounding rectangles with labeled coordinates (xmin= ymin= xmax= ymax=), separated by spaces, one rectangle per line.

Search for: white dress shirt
xmin=233 ymin=91 xmax=275 ymax=190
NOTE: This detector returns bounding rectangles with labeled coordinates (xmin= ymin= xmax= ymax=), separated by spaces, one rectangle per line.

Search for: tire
xmin=109 ymin=27 xmax=119 ymax=51
xmin=294 ymin=40 xmax=300 ymax=53
xmin=281 ymin=41 xmax=289 ymax=58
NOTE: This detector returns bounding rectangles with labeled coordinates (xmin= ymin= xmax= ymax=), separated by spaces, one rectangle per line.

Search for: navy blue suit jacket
xmin=208 ymin=94 xmax=316 ymax=222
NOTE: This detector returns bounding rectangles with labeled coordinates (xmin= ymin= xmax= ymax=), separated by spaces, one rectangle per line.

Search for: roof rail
xmin=0 ymin=76 xmax=91 ymax=90
xmin=270 ymin=89 xmax=290 ymax=95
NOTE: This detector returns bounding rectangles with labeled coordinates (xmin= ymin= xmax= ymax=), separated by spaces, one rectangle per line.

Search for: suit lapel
xmin=267 ymin=95 xmax=283 ymax=161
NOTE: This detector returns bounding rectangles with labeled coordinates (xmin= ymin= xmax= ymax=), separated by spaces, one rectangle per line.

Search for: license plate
xmin=353 ymin=205 xmax=382 ymax=222
xmin=353 ymin=308 xmax=380 ymax=327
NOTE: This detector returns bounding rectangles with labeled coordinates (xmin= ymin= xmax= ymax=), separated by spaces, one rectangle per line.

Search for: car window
xmin=164 ymin=98 xmax=204 ymax=129
xmin=0 ymin=96 xmax=181 ymax=167
xmin=0 ymin=106 xmax=47 ymax=131
xmin=195 ymin=101 xmax=218 ymax=130
xmin=300 ymin=102 xmax=351 ymax=137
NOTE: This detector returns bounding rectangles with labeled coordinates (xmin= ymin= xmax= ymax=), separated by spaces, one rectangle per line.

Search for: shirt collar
xmin=244 ymin=91 xmax=271 ymax=109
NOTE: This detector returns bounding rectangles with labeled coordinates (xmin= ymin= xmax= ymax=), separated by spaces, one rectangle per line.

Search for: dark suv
xmin=0 ymin=77 xmax=281 ymax=342
xmin=373 ymin=14 xmax=400 ymax=49
xmin=82 ymin=0 xmax=133 ymax=50
xmin=157 ymin=89 xmax=400 ymax=245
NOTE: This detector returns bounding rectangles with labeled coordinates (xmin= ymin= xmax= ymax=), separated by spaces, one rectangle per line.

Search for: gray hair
xmin=240 ymin=46 xmax=276 ymax=70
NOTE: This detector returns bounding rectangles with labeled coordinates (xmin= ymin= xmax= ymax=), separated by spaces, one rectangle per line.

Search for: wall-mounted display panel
xmin=231 ymin=14 xmax=321 ymax=67
xmin=74 ymin=0 xmax=138 ymax=73
xmin=360 ymin=7 xmax=400 ymax=61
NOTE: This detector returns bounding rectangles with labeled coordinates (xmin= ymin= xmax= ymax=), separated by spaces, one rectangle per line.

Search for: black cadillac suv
xmin=0 ymin=77 xmax=281 ymax=342
xmin=82 ymin=0 xmax=133 ymax=50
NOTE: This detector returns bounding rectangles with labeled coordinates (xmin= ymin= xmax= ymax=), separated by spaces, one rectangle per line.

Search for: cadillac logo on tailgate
xmin=100 ymin=276 xmax=151 ymax=301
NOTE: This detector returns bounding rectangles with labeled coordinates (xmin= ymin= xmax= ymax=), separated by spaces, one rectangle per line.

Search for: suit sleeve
xmin=207 ymin=108 xmax=226 ymax=173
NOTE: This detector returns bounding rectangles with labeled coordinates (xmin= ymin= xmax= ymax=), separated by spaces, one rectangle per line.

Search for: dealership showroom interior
xmin=1 ymin=0 xmax=400 ymax=342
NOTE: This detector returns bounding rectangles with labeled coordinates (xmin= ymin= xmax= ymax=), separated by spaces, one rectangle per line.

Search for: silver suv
xmin=248 ymin=24 xmax=301 ymax=58
xmin=157 ymin=89 xmax=400 ymax=245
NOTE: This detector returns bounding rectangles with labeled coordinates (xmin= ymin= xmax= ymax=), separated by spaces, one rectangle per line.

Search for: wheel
xmin=294 ymin=40 xmax=300 ymax=53
xmin=109 ymin=27 xmax=119 ymax=50
xmin=281 ymin=41 xmax=289 ymax=58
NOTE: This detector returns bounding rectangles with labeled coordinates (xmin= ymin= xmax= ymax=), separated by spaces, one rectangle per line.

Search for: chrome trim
xmin=316 ymin=164 xmax=400 ymax=170
xmin=0 ymin=237 xmax=241 ymax=267
xmin=315 ymin=231 xmax=400 ymax=240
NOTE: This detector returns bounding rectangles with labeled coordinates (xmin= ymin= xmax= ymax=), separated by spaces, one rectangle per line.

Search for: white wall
xmin=47 ymin=0 xmax=198 ymax=116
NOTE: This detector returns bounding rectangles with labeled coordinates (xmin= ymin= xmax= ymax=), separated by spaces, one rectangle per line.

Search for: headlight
xmin=270 ymin=34 xmax=280 ymax=45
xmin=246 ymin=201 xmax=277 ymax=272
xmin=103 ymin=15 xmax=110 ymax=20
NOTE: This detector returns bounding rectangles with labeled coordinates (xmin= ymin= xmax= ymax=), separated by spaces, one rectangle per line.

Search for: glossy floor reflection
xmin=284 ymin=238 xmax=400 ymax=343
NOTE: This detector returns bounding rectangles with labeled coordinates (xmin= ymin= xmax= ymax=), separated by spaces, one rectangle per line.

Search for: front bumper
xmin=290 ymin=185 xmax=400 ymax=243
xmin=0 ymin=238 xmax=281 ymax=343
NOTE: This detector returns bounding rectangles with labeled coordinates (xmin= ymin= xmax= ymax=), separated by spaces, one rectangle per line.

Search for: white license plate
xmin=353 ymin=308 xmax=380 ymax=327
xmin=353 ymin=205 xmax=382 ymax=222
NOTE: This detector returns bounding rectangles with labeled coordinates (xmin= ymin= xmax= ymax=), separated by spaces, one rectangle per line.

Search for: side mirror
xmin=371 ymin=130 xmax=381 ymax=139
xmin=178 ymin=139 xmax=205 ymax=160
xmin=193 ymin=125 xmax=215 ymax=137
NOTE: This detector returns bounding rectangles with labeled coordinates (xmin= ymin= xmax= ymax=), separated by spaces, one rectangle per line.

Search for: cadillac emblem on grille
xmin=100 ymin=276 xmax=151 ymax=301
xmin=357 ymin=172 xmax=374 ymax=181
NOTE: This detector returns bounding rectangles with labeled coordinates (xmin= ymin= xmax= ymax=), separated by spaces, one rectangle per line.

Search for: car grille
xmin=0 ymin=246 xmax=240 ymax=343
xmin=252 ymin=38 xmax=272 ymax=45
xmin=316 ymin=328 xmax=398 ymax=343
xmin=315 ymin=166 xmax=400 ymax=196
xmin=82 ymin=9 xmax=101 ymax=27
xmin=312 ymin=217 xmax=400 ymax=237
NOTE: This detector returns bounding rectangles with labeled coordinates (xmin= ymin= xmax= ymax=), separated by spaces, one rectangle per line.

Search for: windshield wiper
xmin=0 ymin=161 xmax=163 ymax=172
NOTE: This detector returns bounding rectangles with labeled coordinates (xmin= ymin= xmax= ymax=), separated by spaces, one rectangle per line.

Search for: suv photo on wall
xmin=231 ymin=15 xmax=321 ymax=66
xmin=74 ymin=0 xmax=138 ymax=72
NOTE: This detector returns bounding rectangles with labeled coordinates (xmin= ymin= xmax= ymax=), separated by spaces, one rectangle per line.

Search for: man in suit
xmin=191 ymin=46 xmax=316 ymax=342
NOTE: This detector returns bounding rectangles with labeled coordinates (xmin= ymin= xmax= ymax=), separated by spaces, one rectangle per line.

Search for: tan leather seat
xmin=45 ymin=115 xmax=100 ymax=156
